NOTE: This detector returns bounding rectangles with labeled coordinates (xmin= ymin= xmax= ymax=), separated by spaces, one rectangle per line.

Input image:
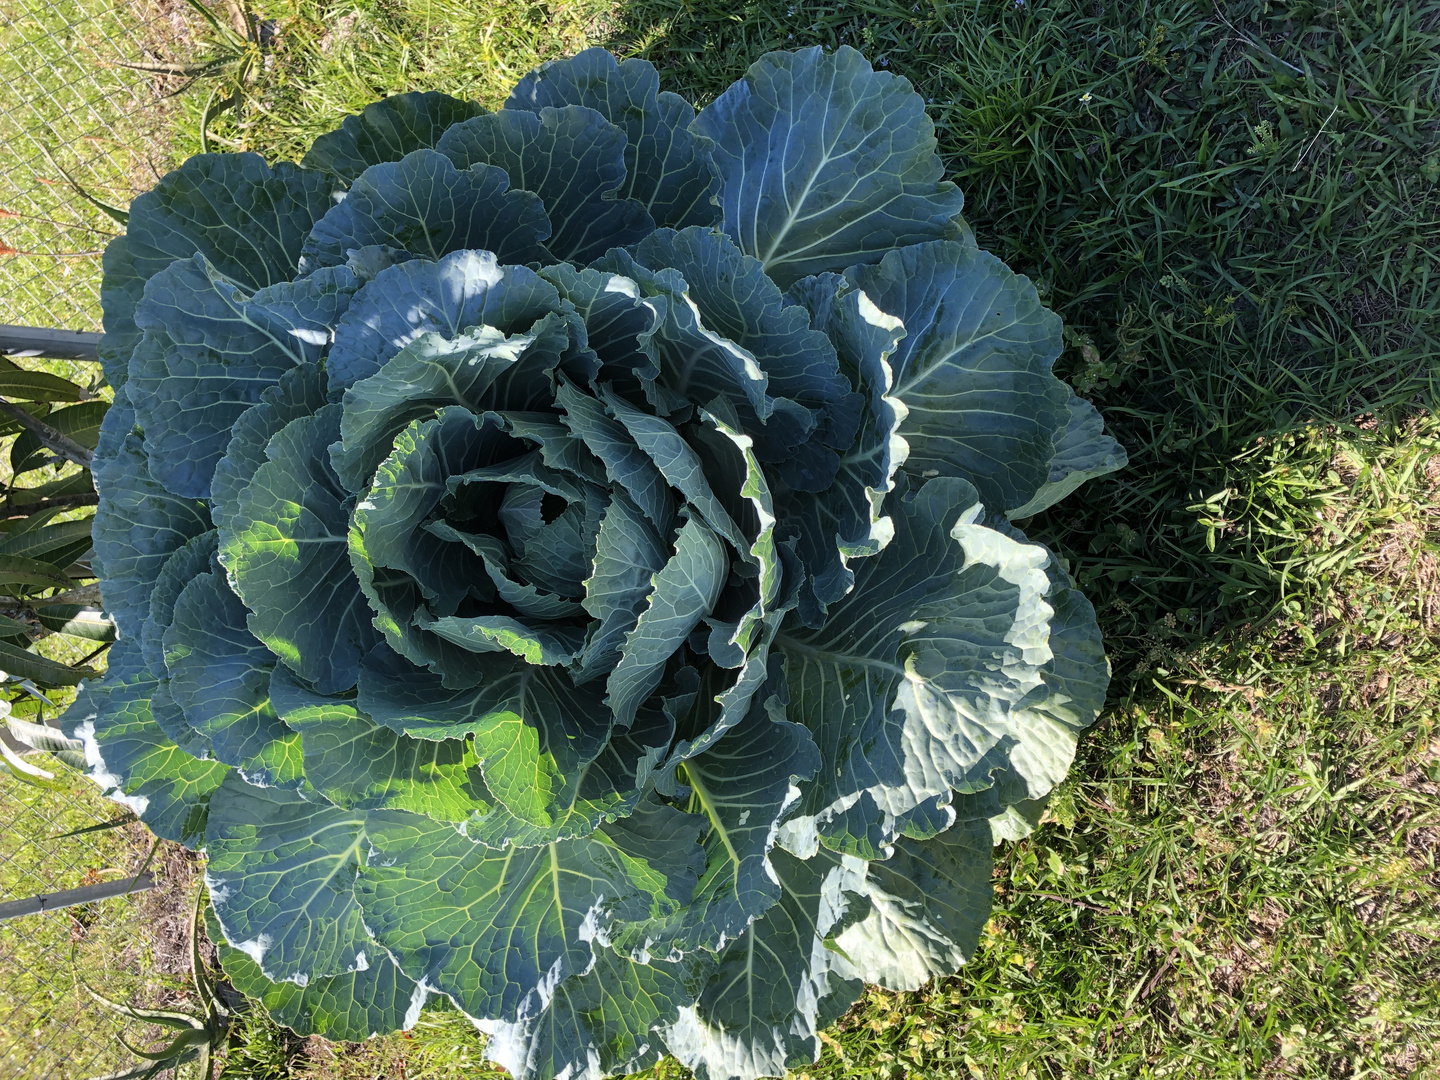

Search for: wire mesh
xmin=0 ymin=759 xmax=204 ymax=1080
xmin=0 ymin=0 xmax=193 ymax=331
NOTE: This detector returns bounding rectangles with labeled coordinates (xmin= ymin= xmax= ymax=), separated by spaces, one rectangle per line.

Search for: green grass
xmin=3 ymin=0 xmax=1438 ymax=1076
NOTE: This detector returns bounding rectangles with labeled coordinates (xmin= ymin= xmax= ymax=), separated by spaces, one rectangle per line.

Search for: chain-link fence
xmin=0 ymin=0 xmax=195 ymax=331
xmin=2 ymin=2 xmax=203 ymax=1077
xmin=1 ymin=762 xmax=207 ymax=1080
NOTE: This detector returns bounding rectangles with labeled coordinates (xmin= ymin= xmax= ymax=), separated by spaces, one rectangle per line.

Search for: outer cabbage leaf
xmin=847 ymin=240 xmax=1124 ymax=516
xmin=206 ymin=906 xmax=429 ymax=1041
xmin=775 ymin=477 xmax=1108 ymax=860
xmin=506 ymin=48 xmax=720 ymax=229
xmin=91 ymin=399 xmax=212 ymax=639
xmin=693 ymin=46 xmax=964 ymax=286
xmin=299 ymin=150 xmax=551 ymax=273
xmin=355 ymin=810 xmax=698 ymax=1023
xmin=102 ymin=154 xmax=338 ymax=386
xmin=302 ymin=91 xmax=487 ymax=183
xmin=129 ymin=256 xmax=359 ymax=498
xmin=269 ymin=662 xmax=492 ymax=825
xmin=163 ymin=567 xmax=303 ymax=787
xmin=205 ymin=774 xmax=372 ymax=984
xmin=487 ymin=946 xmax=714 ymax=1080
xmin=437 ymin=105 xmax=654 ymax=263
xmin=62 ymin=640 xmax=230 ymax=846
xmin=663 ymin=847 xmax=862 ymax=1080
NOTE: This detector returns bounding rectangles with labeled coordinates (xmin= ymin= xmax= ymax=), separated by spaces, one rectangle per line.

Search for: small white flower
xmin=1080 ymin=91 xmax=1093 ymax=104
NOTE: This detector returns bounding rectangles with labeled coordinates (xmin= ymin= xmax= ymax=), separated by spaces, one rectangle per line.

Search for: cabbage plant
xmin=66 ymin=45 xmax=1125 ymax=1080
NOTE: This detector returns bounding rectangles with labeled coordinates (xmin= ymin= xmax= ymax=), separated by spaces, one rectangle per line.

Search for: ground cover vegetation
xmin=1 ymin=0 xmax=1436 ymax=1077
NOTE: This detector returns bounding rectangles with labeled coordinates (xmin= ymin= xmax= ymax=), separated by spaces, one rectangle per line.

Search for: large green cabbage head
xmin=67 ymin=45 xmax=1125 ymax=1080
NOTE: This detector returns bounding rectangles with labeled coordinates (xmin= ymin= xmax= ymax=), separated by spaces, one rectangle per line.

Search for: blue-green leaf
xmin=507 ymin=48 xmax=720 ymax=229
xmin=775 ymin=477 xmax=1109 ymax=859
xmin=270 ymin=662 xmax=492 ymax=825
xmin=299 ymin=150 xmax=551 ymax=274
xmin=327 ymin=248 xmax=565 ymax=391
xmin=211 ymin=361 xmax=330 ymax=537
xmin=847 ymin=240 xmax=1124 ymax=515
xmin=129 ymin=256 xmax=359 ymax=498
xmin=205 ymin=774 xmax=371 ymax=983
xmin=164 ymin=567 xmax=303 ymax=787
xmin=488 ymin=946 xmax=713 ymax=1080
xmin=781 ymin=272 xmax=907 ymax=624
xmin=633 ymin=228 xmax=860 ymax=485
xmin=663 ymin=846 xmax=862 ymax=1080
xmin=693 ymin=46 xmax=964 ymax=286
xmin=221 ymin=405 xmax=380 ymax=694
xmin=102 ymin=155 xmax=339 ymax=387
xmin=355 ymin=810 xmax=683 ymax=1022
xmin=606 ymin=516 xmax=727 ymax=726
xmin=91 ymin=399 xmax=212 ymax=640
xmin=437 ymin=105 xmax=654 ymax=262
xmin=140 ymin=530 xmax=218 ymax=680
xmin=302 ymin=91 xmax=486 ymax=183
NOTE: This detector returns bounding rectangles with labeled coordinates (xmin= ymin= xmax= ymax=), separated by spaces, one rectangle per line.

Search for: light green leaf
xmin=205 ymin=773 xmax=371 ymax=984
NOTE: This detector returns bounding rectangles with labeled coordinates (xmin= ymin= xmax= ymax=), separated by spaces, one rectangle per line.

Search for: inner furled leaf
xmin=775 ymin=476 xmax=1108 ymax=861
xmin=221 ymin=405 xmax=381 ymax=694
xmin=487 ymin=946 xmax=714 ymax=1080
xmin=847 ymin=240 xmax=1123 ymax=515
xmin=211 ymin=361 xmax=330 ymax=537
xmin=327 ymin=249 xmax=567 ymax=391
xmin=163 ymin=565 xmax=303 ymax=787
xmin=592 ymin=246 xmax=810 ymax=454
xmin=140 ymin=529 xmax=218 ymax=680
xmin=333 ymin=303 xmax=570 ymax=492
xmin=62 ymin=639 xmax=230 ymax=847
xmin=506 ymin=47 xmax=721 ymax=229
xmin=576 ymin=490 xmax=668 ymax=685
xmin=780 ymin=273 xmax=907 ymax=626
xmin=662 ymin=846 xmax=864 ymax=1080
xmin=426 ymin=521 xmax=584 ymax=621
xmin=606 ymin=516 xmax=727 ymax=727
xmin=206 ymin=906 xmax=427 ymax=1042
xmin=556 ymin=380 xmax=674 ymax=536
xmin=302 ymin=91 xmax=487 ymax=184
xmin=205 ymin=773 xmax=372 ymax=985
xmin=91 ymin=398 xmax=212 ymax=640
xmin=660 ymin=675 xmax=820 ymax=953
xmin=299 ymin=149 xmax=552 ymax=275
xmin=270 ymin=662 xmax=493 ymax=824
xmin=633 ymin=228 xmax=861 ymax=488
xmin=540 ymin=264 xmax=666 ymax=391
xmin=437 ymin=105 xmax=654 ymax=263
xmin=594 ymin=385 xmax=754 ymax=563
xmin=826 ymin=819 xmax=993 ymax=993
xmin=103 ymin=154 xmax=340 ymax=387
xmin=693 ymin=46 xmax=965 ymax=286
xmin=356 ymin=809 xmax=678 ymax=1023
xmin=128 ymin=257 xmax=358 ymax=499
